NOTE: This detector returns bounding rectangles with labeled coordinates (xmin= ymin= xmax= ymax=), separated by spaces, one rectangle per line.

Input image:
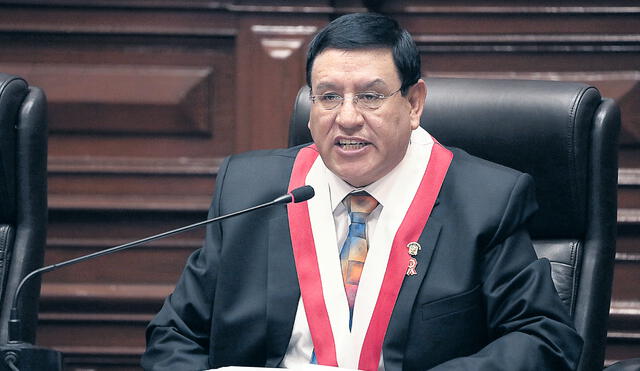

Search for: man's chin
xmin=326 ymin=159 xmax=381 ymax=187
xmin=336 ymin=170 xmax=375 ymax=188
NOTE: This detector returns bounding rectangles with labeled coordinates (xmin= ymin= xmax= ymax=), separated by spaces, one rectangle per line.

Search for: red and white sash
xmin=287 ymin=140 xmax=452 ymax=370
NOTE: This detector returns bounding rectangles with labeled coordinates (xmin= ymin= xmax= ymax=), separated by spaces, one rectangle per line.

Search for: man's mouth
xmin=336 ymin=139 xmax=370 ymax=150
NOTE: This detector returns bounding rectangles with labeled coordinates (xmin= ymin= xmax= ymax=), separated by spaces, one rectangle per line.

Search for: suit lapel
xmin=265 ymin=212 xmax=300 ymax=367
xmin=382 ymin=201 xmax=443 ymax=371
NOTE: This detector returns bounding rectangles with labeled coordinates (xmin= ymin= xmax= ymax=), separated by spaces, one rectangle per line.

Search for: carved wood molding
xmin=0 ymin=64 xmax=218 ymax=136
xmin=619 ymin=209 xmax=640 ymax=224
xmin=616 ymin=253 xmax=640 ymax=263
xmin=426 ymin=70 xmax=640 ymax=85
xmin=0 ymin=4 xmax=238 ymax=37
xmin=46 ymin=156 xmax=219 ymax=211
xmin=611 ymin=300 xmax=640 ymax=321
xmin=47 ymin=237 xmax=202 ymax=250
xmin=2 ymin=1 xmax=640 ymax=15
xmin=48 ymin=156 xmax=223 ymax=176
xmin=401 ymin=6 xmax=640 ymax=15
xmin=40 ymin=282 xmax=173 ymax=304
xmin=48 ymin=194 xmax=212 ymax=211
xmin=620 ymin=168 xmax=640 ymax=186
xmin=0 ymin=0 xmax=332 ymax=13
xmin=0 ymin=25 xmax=238 ymax=38
xmin=43 ymin=345 xmax=145 ymax=358
xmin=40 ymin=312 xmax=153 ymax=323
xmin=607 ymin=332 xmax=640 ymax=342
xmin=414 ymin=34 xmax=640 ymax=53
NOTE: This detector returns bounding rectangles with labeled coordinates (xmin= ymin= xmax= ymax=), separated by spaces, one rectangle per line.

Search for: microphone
xmin=2 ymin=185 xmax=314 ymax=371
xmin=272 ymin=184 xmax=315 ymax=204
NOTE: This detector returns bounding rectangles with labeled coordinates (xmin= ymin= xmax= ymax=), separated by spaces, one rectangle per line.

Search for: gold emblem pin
xmin=407 ymin=242 xmax=421 ymax=256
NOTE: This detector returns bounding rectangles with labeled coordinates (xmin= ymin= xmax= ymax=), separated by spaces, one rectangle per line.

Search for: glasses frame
xmin=309 ymin=87 xmax=403 ymax=111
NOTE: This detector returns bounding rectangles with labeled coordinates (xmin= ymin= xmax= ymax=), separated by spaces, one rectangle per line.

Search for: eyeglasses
xmin=309 ymin=88 xmax=402 ymax=111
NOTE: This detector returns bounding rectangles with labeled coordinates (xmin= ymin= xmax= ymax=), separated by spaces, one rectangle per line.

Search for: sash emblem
xmin=406 ymin=242 xmax=421 ymax=276
xmin=407 ymin=242 xmax=421 ymax=256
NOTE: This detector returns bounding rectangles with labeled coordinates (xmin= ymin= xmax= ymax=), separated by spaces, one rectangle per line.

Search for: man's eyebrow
xmin=314 ymin=82 xmax=339 ymax=92
xmin=361 ymin=79 xmax=388 ymax=90
xmin=314 ymin=79 xmax=390 ymax=92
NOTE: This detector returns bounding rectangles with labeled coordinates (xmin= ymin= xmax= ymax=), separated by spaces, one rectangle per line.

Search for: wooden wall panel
xmin=30 ymin=65 xmax=215 ymax=135
xmin=0 ymin=0 xmax=638 ymax=369
xmin=234 ymin=17 xmax=324 ymax=151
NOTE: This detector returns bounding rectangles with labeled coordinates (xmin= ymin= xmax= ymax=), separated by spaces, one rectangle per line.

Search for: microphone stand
xmin=1 ymin=186 xmax=313 ymax=371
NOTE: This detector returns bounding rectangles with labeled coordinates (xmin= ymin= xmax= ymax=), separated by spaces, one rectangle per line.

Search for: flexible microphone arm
xmin=8 ymin=185 xmax=314 ymax=344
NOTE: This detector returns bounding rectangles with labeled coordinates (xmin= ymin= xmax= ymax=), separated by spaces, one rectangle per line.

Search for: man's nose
xmin=335 ymin=96 xmax=365 ymax=128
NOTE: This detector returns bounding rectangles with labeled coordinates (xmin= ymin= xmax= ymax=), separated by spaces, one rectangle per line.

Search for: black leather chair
xmin=289 ymin=77 xmax=621 ymax=371
xmin=0 ymin=73 xmax=48 ymax=346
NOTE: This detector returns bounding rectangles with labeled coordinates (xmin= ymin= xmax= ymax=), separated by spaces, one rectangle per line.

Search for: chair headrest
xmin=289 ymin=77 xmax=605 ymax=238
xmin=0 ymin=73 xmax=28 ymax=223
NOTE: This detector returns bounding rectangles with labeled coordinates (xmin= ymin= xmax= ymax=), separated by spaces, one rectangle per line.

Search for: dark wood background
xmin=0 ymin=1 xmax=638 ymax=369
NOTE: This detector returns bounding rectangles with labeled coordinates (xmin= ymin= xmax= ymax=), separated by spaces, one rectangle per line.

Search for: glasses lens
xmin=318 ymin=94 xmax=342 ymax=110
xmin=312 ymin=90 xmax=395 ymax=110
xmin=356 ymin=93 xmax=383 ymax=110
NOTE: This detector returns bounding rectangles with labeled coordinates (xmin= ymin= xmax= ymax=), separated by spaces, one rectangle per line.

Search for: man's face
xmin=308 ymin=48 xmax=426 ymax=187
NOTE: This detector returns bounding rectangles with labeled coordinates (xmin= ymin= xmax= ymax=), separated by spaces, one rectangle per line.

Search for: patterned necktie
xmin=340 ymin=191 xmax=379 ymax=329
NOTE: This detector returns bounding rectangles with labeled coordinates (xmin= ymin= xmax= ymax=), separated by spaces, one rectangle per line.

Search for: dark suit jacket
xmin=142 ymin=145 xmax=582 ymax=371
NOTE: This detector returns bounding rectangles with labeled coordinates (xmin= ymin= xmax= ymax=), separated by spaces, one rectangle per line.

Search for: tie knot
xmin=346 ymin=192 xmax=378 ymax=215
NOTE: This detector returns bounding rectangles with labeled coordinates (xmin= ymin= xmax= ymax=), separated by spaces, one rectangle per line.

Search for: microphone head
xmin=290 ymin=185 xmax=315 ymax=203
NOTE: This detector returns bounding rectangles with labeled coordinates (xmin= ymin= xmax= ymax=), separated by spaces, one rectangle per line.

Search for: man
xmin=143 ymin=13 xmax=582 ymax=370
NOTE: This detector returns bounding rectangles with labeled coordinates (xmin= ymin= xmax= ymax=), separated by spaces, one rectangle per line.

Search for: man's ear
xmin=407 ymin=79 xmax=426 ymax=130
